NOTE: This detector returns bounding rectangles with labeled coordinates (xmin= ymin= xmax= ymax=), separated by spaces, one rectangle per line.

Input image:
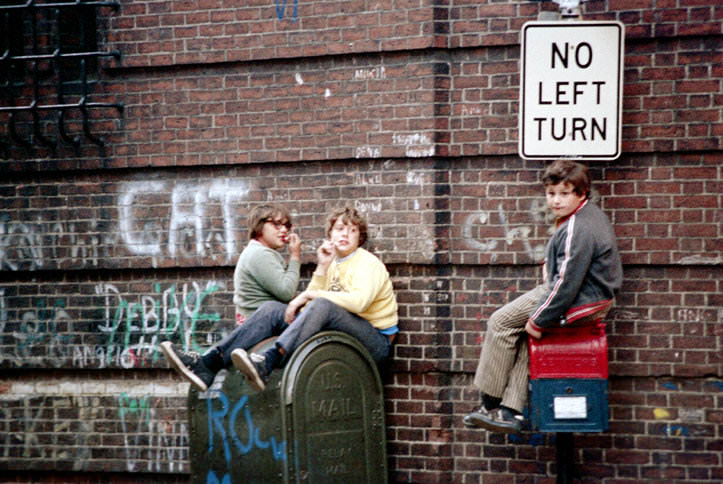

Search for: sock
xmin=501 ymin=405 xmax=521 ymax=416
xmin=263 ymin=346 xmax=283 ymax=373
xmin=201 ymin=349 xmax=224 ymax=374
xmin=482 ymin=394 xmax=502 ymax=411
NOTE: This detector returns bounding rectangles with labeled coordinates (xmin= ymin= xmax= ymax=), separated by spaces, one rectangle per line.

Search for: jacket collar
xmin=555 ymin=198 xmax=588 ymax=227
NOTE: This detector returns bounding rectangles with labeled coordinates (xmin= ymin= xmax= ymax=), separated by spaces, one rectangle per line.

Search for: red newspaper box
xmin=528 ymin=320 xmax=609 ymax=432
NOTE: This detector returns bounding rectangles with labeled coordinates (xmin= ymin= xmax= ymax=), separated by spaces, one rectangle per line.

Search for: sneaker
xmin=231 ymin=349 xmax=269 ymax=392
xmin=463 ymin=405 xmax=523 ymax=433
xmin=463 ymin=404 xmax=496 ymax=428
xmin=159 ymin=341 xmax=215 ymax=392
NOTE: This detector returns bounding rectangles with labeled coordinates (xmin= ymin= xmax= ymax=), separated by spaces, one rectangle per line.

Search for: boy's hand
xmin=315 ymin=240 xmax=335 ymax=273
xmin=525 ymin=318 xmax=543 ymax=339
xmin=287 ymin=233 xmax=302 ymax=260
xmin=285 ymin=291 xmax=312 ymax=323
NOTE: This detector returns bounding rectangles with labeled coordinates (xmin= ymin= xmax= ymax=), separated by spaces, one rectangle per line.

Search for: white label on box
xmin=553 ymin=396 xmax=588 ymax=419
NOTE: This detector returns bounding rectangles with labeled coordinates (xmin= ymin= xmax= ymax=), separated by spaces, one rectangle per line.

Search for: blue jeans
xmin=276 ymin=298 xmax=391 ymax=364
xmin=213 ymin=301 xmax=289 ymax=367
xmin=213 ymin=299 xmax=391 ymax=367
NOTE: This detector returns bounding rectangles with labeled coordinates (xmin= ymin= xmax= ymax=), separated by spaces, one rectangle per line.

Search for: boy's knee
xmin=258 ymin=300 xmax=286 ymax=311
xmin=306 ymin=297 xmax=334 ymax=314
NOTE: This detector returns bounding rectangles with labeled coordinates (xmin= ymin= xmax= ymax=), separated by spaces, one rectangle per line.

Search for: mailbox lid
xmin=529 ymin=325 xmax=608 ymax=379
xmin=529 ymin=378 xmax=609 ymax=433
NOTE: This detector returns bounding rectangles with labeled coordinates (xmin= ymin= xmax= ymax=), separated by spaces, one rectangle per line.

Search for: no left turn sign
xmin=519 ymin=21 xmax=625 ymax=160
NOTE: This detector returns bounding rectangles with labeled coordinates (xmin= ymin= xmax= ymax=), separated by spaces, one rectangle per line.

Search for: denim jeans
xmin=213 ymin=298 xmax=391 ymax=368
xmin=212 ymin=301 xmax=289 ymax=367
xmin=275 ymin=298 xmax=392 ymax=364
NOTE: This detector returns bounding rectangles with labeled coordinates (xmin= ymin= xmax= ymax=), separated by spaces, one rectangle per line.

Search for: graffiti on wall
xmin=463 ymin=201 xmax=549 ymax=262
xmin=0 ymin=215 xmax=108 ymax=271
xmin=119 ymin=179 xmax=250 ymax=263
xmin=0 ymin=178 xmax=250 ymax=271
xmin=0 ymin=280 xmax=229 ymax=369
xmin=96 ymin=280 xmax=226 ymax=368
xmin=119 ymin=391 xmax=190 ymax=472
xmin=274 ymin=0 xmax=298 ymax=21
xmin=0 ymin=387 xmax=188 ymax=473
xmin=0 ymin=395 xmax=94 ymax=468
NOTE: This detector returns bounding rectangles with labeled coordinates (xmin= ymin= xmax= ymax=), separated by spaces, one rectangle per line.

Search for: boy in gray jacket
xmin=464 ymin=159 xmax=623 ymax=433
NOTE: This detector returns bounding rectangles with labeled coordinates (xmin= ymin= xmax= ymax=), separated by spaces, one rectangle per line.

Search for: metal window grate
xmin=0 ymin=0 xmax=123 ymax=155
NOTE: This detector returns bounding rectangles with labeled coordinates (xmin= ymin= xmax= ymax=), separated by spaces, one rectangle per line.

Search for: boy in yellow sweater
xmin=162 ymin=206 xmax=398 ymax=393
xmin=234 ymin=206 xmax=398 ymax=391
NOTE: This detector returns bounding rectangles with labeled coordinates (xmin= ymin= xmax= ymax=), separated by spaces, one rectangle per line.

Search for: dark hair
xmin=325 ymin=206 xmax=368 ymax=246
xmin=248 ymin=204 xmax=291 ymax=240
xmin=542 ymin=159 xmax=591 ymax=198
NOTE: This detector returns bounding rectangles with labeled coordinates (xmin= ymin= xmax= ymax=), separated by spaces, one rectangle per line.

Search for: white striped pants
xmin=473 ymin=285 xmax=547 ymax=413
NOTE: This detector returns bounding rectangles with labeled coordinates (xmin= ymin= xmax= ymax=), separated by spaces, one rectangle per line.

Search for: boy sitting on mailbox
xmin=160 ymin=203 xmax=301 ymax=391
xmin=463 ymin=159 xmax=622 ymax=433
xmin=232 ymin=204 xmax=302 ymax=324
xmin=161 ymin=206 xmax=398 ymax=392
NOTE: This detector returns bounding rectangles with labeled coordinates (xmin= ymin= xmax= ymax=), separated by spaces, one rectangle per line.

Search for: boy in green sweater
xmin=232 ymin=204 xmax=301 ymax=323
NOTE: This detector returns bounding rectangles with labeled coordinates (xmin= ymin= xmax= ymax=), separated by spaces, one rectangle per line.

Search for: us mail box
xmin=188 ymin=331 xmax=388 ymax=484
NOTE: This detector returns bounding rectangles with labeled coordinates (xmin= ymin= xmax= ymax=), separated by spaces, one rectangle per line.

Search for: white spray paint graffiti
xmin=119 ymin=179 xmax=250 ymax=264
xmin=392 ymin=132 xmax=435 ymax=157
xmin=2 ymin=178 xmax=250 ymax=270
xmin=0 ymin=395 xmax=93 ymax=469
xmin=354 ymin=66 xmax=386 ymax=80
xmin=0 ymin=384 xmax=187 ymax=473
xmin=0 ymin=291 xmax=74 ymax=368
xmin=0 ymin=217 xmax=108 ymax=271
xmin=463 ymin=212 xmax=497 ymax=252
xmin=355 ymin=145 xmax=381 ymax=158
xmin=0 ymin=216 xmax=44 ymax=270
xmin=406 ymin=170 xmax=426 ymax=186
xmin=119 ymin=391 xmax=189 ymax=472
xmin=463 ymin=201 xmax=547 ymax=262
xmin=0 ymin=280 xmax=226 ymax=369
xmin=118 ymin=181 xmax=165 ymax=256
xmin=95 ymin=280 xmax=226 ymax=368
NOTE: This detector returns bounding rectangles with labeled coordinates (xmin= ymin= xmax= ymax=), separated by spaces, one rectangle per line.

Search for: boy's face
xmin=545 ymin=182 xmax=586 ymax=219
xmin=329 ymin=216 xmax=360 ymax=258
xmin=257 ymin=215 xmax=292 ymax=250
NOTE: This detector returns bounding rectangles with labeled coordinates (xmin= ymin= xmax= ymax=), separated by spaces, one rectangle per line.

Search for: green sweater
xmin=233 ymin=240 xmax=301 ymax=317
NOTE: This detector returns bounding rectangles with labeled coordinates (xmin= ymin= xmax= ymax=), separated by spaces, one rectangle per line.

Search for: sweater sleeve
xmin=234 ymin=243 xmax=300 ymax=308
xmin=246 ymin=251 xmax=301 ymax=302
xmin=529 ymin=216 xmax=594 ymax=328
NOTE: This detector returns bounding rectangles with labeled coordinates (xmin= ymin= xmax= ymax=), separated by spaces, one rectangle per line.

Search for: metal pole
xmin=555 ymin=432 xmax=575 ymax=484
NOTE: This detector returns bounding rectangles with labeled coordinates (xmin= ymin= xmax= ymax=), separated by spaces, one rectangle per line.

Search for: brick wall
xmin=1 ymin=0 xmax=721 ymax=483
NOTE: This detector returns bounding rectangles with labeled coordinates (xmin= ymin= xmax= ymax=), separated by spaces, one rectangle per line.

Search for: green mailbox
xmin=188 ymin=331 xmax=388 ymax=484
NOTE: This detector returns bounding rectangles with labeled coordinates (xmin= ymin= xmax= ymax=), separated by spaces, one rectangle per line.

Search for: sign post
xmin=519 ymin=21 xmax=624 ymax=160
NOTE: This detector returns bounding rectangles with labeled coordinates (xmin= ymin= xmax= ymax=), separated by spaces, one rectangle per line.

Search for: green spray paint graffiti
xmin=96 ymin=281 xmax=223 ymax=368
xmin=0 ymin=281 xmax=226 ymax=369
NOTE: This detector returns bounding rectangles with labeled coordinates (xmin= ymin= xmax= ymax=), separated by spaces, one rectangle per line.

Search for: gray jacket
xmin=530 ymin=200 xmax=623 ymax=329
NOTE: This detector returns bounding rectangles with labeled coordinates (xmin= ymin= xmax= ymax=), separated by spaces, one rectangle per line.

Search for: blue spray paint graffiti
xmin=207 ymin=391 xmax=287 ymax=464
xmin=275 ymin=0 xmax=298 ymax=22
xmin=9 ymin=297 xmax=73 ymax=367
xmin=206 ymin=471 xmax=232 ymax=484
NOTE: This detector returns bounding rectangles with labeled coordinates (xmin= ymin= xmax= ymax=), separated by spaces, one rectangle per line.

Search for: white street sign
xmin=519 ymin=21 xmax=625 ymax=160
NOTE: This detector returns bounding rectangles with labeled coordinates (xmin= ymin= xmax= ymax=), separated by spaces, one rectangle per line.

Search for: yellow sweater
xmin=307 ymin=247 xmax=398 ymax=330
